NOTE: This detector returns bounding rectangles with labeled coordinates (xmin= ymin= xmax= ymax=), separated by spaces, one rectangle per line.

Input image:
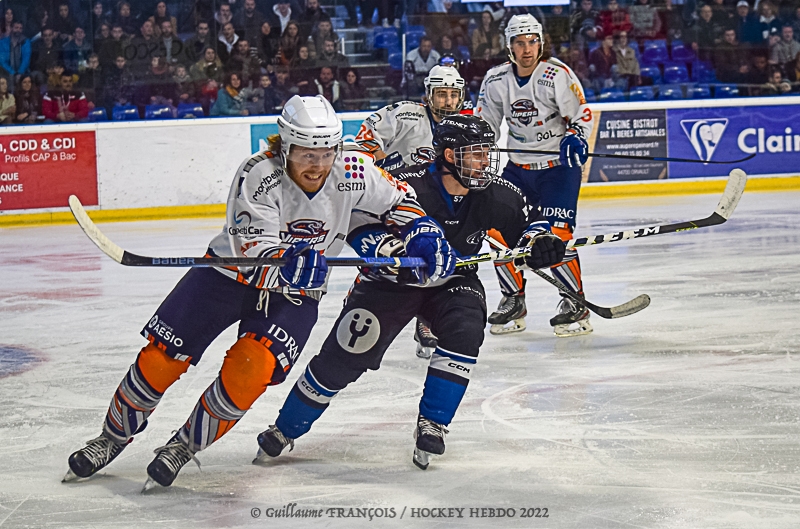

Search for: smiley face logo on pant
xmin=336 ymin=309 xmax=380 ymax=353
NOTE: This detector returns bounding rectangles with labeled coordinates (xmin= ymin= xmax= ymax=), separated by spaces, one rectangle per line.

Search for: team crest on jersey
xmin=511 ymin=99 xmax=538 ymax=126
xmin=280 ymin=219 xmax=329 ymax=245
xmin=411 ymin=147 xmax=436 ymax=164
xmin=466 ymin=230 xmax=487 ymax=245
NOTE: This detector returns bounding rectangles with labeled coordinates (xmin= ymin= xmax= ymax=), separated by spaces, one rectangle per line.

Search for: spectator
xmin=340 ymin=67 xmax=366 ymax=111
xmin=25 ymin=6 xmax=49 ymax=41
xmin=76 ymin=53 xmax=103 ymax=104
xmin=791 ymin=7 xmax=800 ymax=43
xmin=46 ymin=63 xmax=66 ymax=91
xmin=472 ymin=10 xmax=502 ymax=57
xmin=102 ymin=55 xmax=135 ymax=111
xmin=308 ymin=19 xmax=338 ymax=59
xmin=226 ymin=38 xmax=262 ymax=87
xmin=662 ymin=0 xmax=689 ymax=42
xmin=255 ymin=73 xmax=282 ymax=113
xmin=240 ymin=72 xmax=271 ymax=115
xmin=14 ymin=74 xmax=40 ymax=123
xmin=289 ymin=44 xmax=316 ymax=94
xmin=63 ymin=27 xmax=92 ymax=72
xmin=759 ymin=2 xmax=781 ymax=42
xmin=52 ymin=3 xmax=78 ymax=45
xmin=218 ymin=22 xmax=240 ymax=64
xmin=42 ymin=70 xmax=89 ymax=122
xmin=234 ymin=0 xmax=266 ymax=45
xmin=114 ymin=2 xmax=138 ymax=37
xmin=272 ymin=64 xmax=295 ymax=107
xmin=95 ymin=23 xmax=111 ymax=49
xmin=173 ymin=64 xmax=196 ymax=102
xmin=0 ymin=21 xmax=31 ymax=91
xmin=99 ymin=25 xmax=126 ymax=71
xmin=614 ymin=30 xmax=640 ymax=89
xmin=464 ymin=43 xmax=493 ymax=93
xmin=564 ymin=46 xmax=592 ymax=87
xmin=436 ymin=34 xmax=463 ymax=63
xmin=91 ymin=2 xmax=110 ymax=39
xmin=715 ymin=27 xmax=749 ymax=82
xmin=191 ymin=47 xmax=224 ymax=111
xmin=711 ymin=0 xmax=733 ymax=26
xmin=629 ymin=0 xmax=662 ymax=40
xmin=128 ymin=20 xmax=160 ymax=75
xmin=215 ymin=3 xmax=234 ymax=35
xmin=257 ymin=21 xmax=279 ymax=67
xmin=785 ymin=51 xmax=800 ymax=87
xmin=298 ymin=0 xmax=331 ymax=42
xmin=744 ymin=52 xmax=770 ymax=89
xmin=211 ymin=71 xmax=249 ymax=115
xmin=316 ymin=37 xmax=349 ymax=72
xmin=599 ymin=0 xmax=632 ymax=39
xmin=589 ymin=33 xmax=616 ymax=91
xmin=737 ymin=1 xmax=763 ymax=45
xmin=278 ymin=20 xmax=302 ymax=64
xmin=570 ymin=0 xmax=601 ymax=43
xmin=547 ymin=5 xmax=572 ymax=47
xmin=268 ymin=1 xmax=296 ymax=35
xmin=158 ymin=20 xmax=185 ymax=66
xmin=0 ymin=76 xmax=15 ymax=124
xmin=138 ymin=56 xmax=178 ymax=109
xmin=313 ymin=65 xmax=341 ymax=110
xmin=31 ymin=27 xmax=62 ymax=85
xmin=185 ymin=22 xmax=212 ymax=65
xmin=407 ymin=36 xmax=440 ymax=87
xmin=762 ymin=65 xmax=791 ymax=94
xmin=771 ymin=25 xmax=800 ymax=65
xmin=2 ymin=8 xmax=15 ymax=39
xmin=148 ymin=2 xmax=178 ymax=39
xmin=689 ymin=4 xmax=718 ymax=62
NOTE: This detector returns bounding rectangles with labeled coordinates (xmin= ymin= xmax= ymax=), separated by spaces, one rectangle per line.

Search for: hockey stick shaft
xmin=497 ymin=148 xmax=756 ymax=165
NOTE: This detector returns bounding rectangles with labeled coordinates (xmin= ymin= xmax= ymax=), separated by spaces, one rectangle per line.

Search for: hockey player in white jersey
xmin=477 ymin=13 xmax=595 ymax=337
xmin=63 ymin=95 xmax=455 ymax=489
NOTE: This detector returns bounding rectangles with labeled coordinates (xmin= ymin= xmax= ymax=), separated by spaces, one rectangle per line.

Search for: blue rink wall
xmin=2 ymin=97 xmax=800 ymax=227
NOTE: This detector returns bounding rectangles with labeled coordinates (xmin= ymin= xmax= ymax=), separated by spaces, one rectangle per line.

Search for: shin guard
xmin=550 ymin=225 xmax=583 ymax=294
xmin=488 ymin=229 xmax=525 ymax=297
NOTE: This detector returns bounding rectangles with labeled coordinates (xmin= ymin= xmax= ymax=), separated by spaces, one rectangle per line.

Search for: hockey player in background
xmin=63 ymin=95 xmax=455 ymax=489
xmin=254 ymin=114 xmax=566 ymax=470
xmin=477 ymin=13 xmax=595 ymax=337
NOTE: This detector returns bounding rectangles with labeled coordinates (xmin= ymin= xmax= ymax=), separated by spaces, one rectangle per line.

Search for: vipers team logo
xmin=680 ymin=119 xmax=728 ymax=162
xmin=280 ymin=219 xmax=329 ymax=245
xmin=511 ymin=99 xmax=538 ymax=126
xmin=411 ymin=146 xmax=436 ymax=164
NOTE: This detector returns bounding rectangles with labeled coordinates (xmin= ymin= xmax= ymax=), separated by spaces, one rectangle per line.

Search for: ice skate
xmin=143 ymin=433 xmax=200 ymax=491
xmin=63 ymin=434 xmax=129 ymax=482
xmin=414 ymin=319 xmax=437 ymax=359
xmin=253 ymin=425 xmax=295 ymax=463
xmin=488 ymin=293 xmax=527 ymax=335
xmin=412 ymin=415 xmax=448 ymax=470
xmin=550 ymin=295 xmax=593 ymax=337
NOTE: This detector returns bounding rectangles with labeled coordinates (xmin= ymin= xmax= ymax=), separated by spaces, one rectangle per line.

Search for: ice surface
xmin=1 ymin=189 xmax=799 ymax=528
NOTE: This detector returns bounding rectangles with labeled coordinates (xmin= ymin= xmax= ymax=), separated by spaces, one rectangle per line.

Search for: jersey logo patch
xmin=543 ymin=66 xmax=558 ymax=79
xmin=281 ymin=219 xmax=329 ymax=245
xmin=410 ymin=147 xmax=436 ymax=164
xmin=511 ymin=99 xmax=538 ymax=126
xmin=466 ymin=230 xmax=487 ymax=245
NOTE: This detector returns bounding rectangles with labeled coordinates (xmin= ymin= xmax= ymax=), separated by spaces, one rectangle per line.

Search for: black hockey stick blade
xmin=497 ymin=149 xmax=757 ymax=165
xmin=67 ymin=195 xmax=426 ymax=268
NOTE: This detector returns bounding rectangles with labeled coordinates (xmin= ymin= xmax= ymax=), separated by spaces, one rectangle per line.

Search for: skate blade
xmin=553 ymin=320 xmax=593 ymax=338
xmin=141 ymin=477 xmax=160 ymax=493
xmin=413 ymin=448 xmax=431 ymax=470
xmin=489 ymin=318 xmax=526 ymax=335
xmin=252 ymin=447 xmax=274 ymax=465
xmin=62 ymin=469 xmax=81 ymax=482
xmin=416 ymin=344 xmax=433 ymax=359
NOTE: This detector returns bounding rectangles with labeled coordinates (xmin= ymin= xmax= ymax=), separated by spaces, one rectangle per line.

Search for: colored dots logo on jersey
xmin=280 ymin=219 xmax=330 ymax=245
xmin=336 ymin=309 xmax=380 ymax=354
xmin=343 ymin=156 xmax=365 ymax=179
xmin=410 ymin=147 xmax=436 ymax=164
xmin=543 ymin=66 xmax=558 ymax=80
xmin=511 ymin=99 xmax=538 ymax=126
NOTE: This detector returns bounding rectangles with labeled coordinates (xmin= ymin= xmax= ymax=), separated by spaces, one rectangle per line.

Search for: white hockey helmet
xmin=277 ymin=95 xmax=343 ymax=164
xmin=504 ymin=14 xmax=544 ymax=64
xmin=424 ymin=65 xmax=465 ymax=119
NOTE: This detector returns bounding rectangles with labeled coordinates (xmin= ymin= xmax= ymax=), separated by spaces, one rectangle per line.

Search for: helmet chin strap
xmin=439 ymin=156 xmax=472 ymax=191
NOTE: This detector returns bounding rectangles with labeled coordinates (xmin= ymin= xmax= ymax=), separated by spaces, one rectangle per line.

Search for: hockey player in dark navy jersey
xmin=254 ymin=114 xmax=566 ymax=470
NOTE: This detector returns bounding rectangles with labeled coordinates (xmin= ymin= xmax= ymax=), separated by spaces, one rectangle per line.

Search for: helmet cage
xmin=451 ymin=142 xmax=499 ymax=190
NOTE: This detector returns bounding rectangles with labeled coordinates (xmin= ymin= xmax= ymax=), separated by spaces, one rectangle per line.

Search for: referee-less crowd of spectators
xmin=1 ymin=0 xmax=799 ymax=125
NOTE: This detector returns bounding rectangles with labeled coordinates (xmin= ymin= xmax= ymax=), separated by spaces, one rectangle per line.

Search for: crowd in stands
xmin=1 ymin=0 xmax=800 ymax=125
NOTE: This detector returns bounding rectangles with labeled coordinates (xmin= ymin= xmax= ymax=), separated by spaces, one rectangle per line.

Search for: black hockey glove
xmin=514 ymin=233 xmax=566 ymax=270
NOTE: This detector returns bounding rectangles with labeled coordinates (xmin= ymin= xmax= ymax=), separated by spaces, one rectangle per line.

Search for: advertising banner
xmin=0 ymin=131 xmax=97 ymax=211
xmin=666 ymin=104 xmax=800 ymax=178
xmin=586 ymin=109 xmax=668 ymax=182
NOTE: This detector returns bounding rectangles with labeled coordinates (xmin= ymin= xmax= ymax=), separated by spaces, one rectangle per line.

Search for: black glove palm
xmin=515 ymin=233 xmax=566 ymax=270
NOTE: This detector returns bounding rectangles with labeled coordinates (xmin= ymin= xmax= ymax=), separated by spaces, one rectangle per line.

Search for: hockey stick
xmin=483 ymin=234 xmax=650 ymax=319
xmin=497 ymin=149 xmax=757 ymax=165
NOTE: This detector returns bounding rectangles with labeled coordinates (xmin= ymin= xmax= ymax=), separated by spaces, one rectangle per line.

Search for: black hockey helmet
xmin=432 ymin=115 xmax=499 ymax=190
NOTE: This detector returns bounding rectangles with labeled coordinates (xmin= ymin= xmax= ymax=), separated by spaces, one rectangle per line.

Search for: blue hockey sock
xmin=419 ymin=347 xmax=476 ymax=425
xmin=275 ymin=366 xmax=339 ymax=439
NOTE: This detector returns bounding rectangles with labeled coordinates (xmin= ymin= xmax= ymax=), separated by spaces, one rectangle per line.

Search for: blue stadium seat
xmin=663 ymin=64 xmax=689 ymax=84
xmin=686 ymin=84 xmax=711 ymax=99
xmin=628 ymin=86 xmax=656 ymax=101
xmin=599 ymin=87 xmax=625 ymax=102
xmin=640 ymin=65 xmax=663 ymax=84
xmin=177 ymin=103 xmax=204 ymax=118
xmin=87 ymin=107 xmax=107 ymax=121
xmin=112 ymin=104 xmax=139 ymax=121
xmin=691 ymin=61 xmax=717 ymax=83
xmin=670 ymin=40 xmax=696 ymax=62
xmin=642 ymin=40 xmax=669 ymax=64
xmin=458 ymin=45 xmax=470 ymax=62
xmin=405 ymin=29 xmax=425 ymax=50
xmin=373 ymin=28 xmax=399 ymax=49
xmin=145 ymin=104 xmax=173 ymax=120
xmin=388 ymin=51 xmax=403 ymax=70
xmin=406 ymin=25 xmax=425 ymax=34
xmin=584 ymin=88 xmax=597 ymax=102
xmin=714 ymin=84 xmax=739 ymax=98
xmin=659 ymin=85 xmax=684 ymax=99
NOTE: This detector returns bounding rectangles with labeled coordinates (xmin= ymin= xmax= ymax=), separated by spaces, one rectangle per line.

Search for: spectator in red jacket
xmin=599 ymin=0 xmax=632 ymax=39
xmin=42 ymin=70 xmax=89 ymax=122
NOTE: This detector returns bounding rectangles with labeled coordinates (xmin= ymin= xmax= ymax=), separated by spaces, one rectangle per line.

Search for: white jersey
xmin=355 ymin=101 xmax=438 ymax=167
xmin=477 ymin=58 xmax=595 ymax=167
xmin=207 ymin=150 xmax=423 ymax=293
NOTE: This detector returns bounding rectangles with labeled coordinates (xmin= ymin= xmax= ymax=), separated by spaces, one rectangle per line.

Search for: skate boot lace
xmin=81 ymin=435 xmax=121 ymax=467
xmin=416 ymin=321 xmax=436 ymax=341
xmin=152 ymin=437 xmax=202 ymax=473
xmin=268 ymin=425 xmax=295 ymax=452
xmin=418 ymin=417 xmax=448 ymax=439
xmin=557 ymin=296 xmax=578 ymax=315
xmin=496 ymin=296 xmax=517 ymax=315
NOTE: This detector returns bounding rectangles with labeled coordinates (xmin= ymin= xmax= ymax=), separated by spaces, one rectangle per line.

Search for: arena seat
xmin=87 ymin=107 xmax=107 ymax=121
xmin=599 ymin=87 xmax=625 ymax=102
xmin=145 ymin=104 xmax=173 ymax=120
xmin=670 ymin=40 xmax=696 ymax=62
xmin=663 ymin=64 xmax=690 ymax=84
xmin=640 ymin=65 xmax=663 ymax=84
xmin=686 ymin=84 xmax=711 ymax=99
xmin=714 ymin=84 xmax=739 ymax=98
xmin=659 ymin=85 xmax=684 ymax=99
xmin=642 ymin=40 xmax=669 ymax=64
xmin=112 ymin=104 xmax=139 ymax=121
xmin=628 ymin=86 xmax=656 ymax=101
xmin=177 ymin=103 xmax=204 ymax=118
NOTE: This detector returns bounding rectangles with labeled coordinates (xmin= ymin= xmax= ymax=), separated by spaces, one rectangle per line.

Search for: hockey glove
xmin=402 ymin=216 xmax=456 ymax=285
xmin=279 ymin=242 xmax=328 ymax=289
xmin=513 ymin=229 xmax=566 ymax=270
xmin=559 ymin=128 xmax=589 ymax=168
xmin=375 ymin=151 xmax=405 ymax=172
